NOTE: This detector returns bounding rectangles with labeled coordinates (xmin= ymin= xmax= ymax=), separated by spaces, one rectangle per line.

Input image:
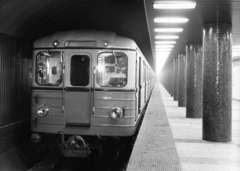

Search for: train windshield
xmin=36 ymin=51 xmax=62 ymax=86
xmin=97 ymin=52 xmax=127 ymax=87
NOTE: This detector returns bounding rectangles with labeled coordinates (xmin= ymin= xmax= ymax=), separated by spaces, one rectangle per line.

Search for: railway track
xmin=29 ymin=145 xmax=131 ymax=171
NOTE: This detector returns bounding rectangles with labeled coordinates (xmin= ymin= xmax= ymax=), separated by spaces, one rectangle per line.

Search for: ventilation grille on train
xmin=66 ymin=123 xmax=90 ymax=127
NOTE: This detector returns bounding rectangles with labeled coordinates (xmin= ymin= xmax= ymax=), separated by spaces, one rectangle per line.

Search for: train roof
xmin=33 ymin=30 xmax=138 ymax=50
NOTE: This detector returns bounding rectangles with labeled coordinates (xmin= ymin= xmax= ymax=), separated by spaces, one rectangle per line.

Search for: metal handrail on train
xmin=92 ymin=66 xmax=96 ymax=115
xmin=61 ymin=50 xmax=65 ymax=113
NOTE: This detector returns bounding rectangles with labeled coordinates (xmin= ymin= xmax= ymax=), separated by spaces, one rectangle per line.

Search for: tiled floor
xmin=127 ymin=81 xmax=181 ymax=171
xmin=160 ymin=83 xmax=240 ymax=171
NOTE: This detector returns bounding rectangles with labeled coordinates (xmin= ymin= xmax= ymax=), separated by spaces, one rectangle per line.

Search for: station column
xmin=186 ymin=44 xmax=203 ymax=118
xmin=171 ymin=60 xmax=175 ymax=97
xmin=174 ymin=57 xmax=179 ymax=101
xmin=178 ymin=54 xmax=187 ymax=107
xmin=167 ymin=64 xmax=172 ymax=94
xmin=202 ymin=24 xmax=232 ymax=142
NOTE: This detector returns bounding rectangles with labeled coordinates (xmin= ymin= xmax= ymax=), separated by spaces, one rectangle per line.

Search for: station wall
xmin=0 ymin=33 xmax=32 ymax=154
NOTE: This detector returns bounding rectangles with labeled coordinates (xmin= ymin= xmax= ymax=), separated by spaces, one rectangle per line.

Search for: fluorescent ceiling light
xmin=156 ymin=52 xmax=170 ymax=54
xmin=156 ymin=55 xmax=169 ymax=58
xmin=233 ymin=52 xmax=240 ymax=56
xmin=153 ymin=1 xmax=196 ymax=9
xmin=155 ymin=48 xmax=173 ymax=51
xmin=155 ymin=47 xmax=172 ymax=50
xmin=155 ymin=35 xmax=179 ymax=39
xmin=155 ymin=49 xmax=172 ymax=52
xmin=156 ymin=55 xmax=170 ymax=58
xmin=233 ymin=46 xmax=240 ymax=51
xmin=155 ymin=41 xmax=176 ymax=44
xmin=156 ymin=52 xmax=169 ymax=55
xmin=156 ymin=53 xmax=169 ymax=55
xmin=156 ymin=45 xmax=174 ymax=48
xmin=156 ymin=58 xmax=168 ymax=62
xmin=156 ymin=60 xmax=168 ymax=63
xmin=154 ymin=28 xmax=183 ymax=32
xmin=154 ymin=17 xmax=188 ymax=23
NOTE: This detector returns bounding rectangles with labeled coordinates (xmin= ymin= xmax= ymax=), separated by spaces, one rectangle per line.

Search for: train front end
xmin=30 ymin=31 xmax=142 ymax=157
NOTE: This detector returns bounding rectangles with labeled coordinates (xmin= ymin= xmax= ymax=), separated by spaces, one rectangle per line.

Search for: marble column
xmin=186 ymin=44 xmax=203 ymax=118
xmin=171 ymin=60 xmax=175 ymax=97
xmin=161 ymin=66 xmax=169 ymax=92
xmin=202 ymin=23 xmax=232 ymax=142
xmin=178 ymin=54 xmax=187 ymax=107
xmin=165 ymin=65 xmax=171 ymax=94
xmin=174 ymin=57 xmax=179 ymax=101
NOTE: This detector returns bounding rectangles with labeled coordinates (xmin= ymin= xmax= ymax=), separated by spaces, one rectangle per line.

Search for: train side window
xmin=70 ymin=55 xmax=90 ymax=86
xmin=36 ymin=51 xmax=62 ymax=86
xmin=97 ymin=52 xmax=128 ymax=87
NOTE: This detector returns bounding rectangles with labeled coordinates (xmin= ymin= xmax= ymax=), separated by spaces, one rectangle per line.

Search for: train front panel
xmin=31 ymin=49 xmax=140 ymax=137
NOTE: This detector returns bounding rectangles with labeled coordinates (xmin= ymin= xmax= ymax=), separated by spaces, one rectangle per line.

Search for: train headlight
xmin=37 ymin=104 xmax=49 ymax=117
xmin=109 ymin=107 xmax=123 ymax=120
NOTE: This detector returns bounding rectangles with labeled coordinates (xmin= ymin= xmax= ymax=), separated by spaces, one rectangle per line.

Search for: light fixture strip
xmin=153 ymin=1 xmax=196 ymax=9
xmin=155 ymin=41 xmax=176 ymax=44
xmin=155 ymin=45 xmax=174 ymax=48
xmin=156 ymin=51 xmax=170 ymax=53
xmin=232 ymin=46 xmax=240 ymax=52
xmin=154 ymin=17 xmax=188 ymax=23
xmin=233 ymin=49 xmax=240 ymax=52
xmin=156 ymin=55 xmax=170 ymax=57
xmin=155 ymin=35 xmax=179 ymax=39
xmin=156 ymin=53 xmax=169 ymax=55
xmin=155 ymin=49 xmax=172 ymax=52
xmin=154 ymin=28 xmax=183 ymax=32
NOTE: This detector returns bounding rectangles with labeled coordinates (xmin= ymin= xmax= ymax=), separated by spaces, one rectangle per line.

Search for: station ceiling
xmin=145 ymin=0 xmax=240 ymax=72
xmin=1 ymin=0 xmax=240 ymax=72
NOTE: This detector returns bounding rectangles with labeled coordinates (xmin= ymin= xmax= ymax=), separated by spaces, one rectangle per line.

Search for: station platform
xmin=127 ymin=82 xmax=240 ymax=171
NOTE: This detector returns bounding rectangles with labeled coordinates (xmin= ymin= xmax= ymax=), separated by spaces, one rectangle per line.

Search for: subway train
xmin=30 ymin=30 xmax=155 ymax=158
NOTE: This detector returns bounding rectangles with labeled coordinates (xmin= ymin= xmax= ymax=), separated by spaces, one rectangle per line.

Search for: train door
xmin=65 ymin=54 xmax=91 ymax=126
xmin=138 ymin=57 xmax=142 ymax=113
xmin=135 ymin=54 xmax=139 ymax=118
xmin=144 ymin=62 xmax=147 ymax=102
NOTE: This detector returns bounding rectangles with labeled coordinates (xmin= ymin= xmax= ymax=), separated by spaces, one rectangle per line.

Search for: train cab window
xmin=97 ymin=52 xmax=127 ymax=87
xmin=36 ymin=51 xmax=62 ymax=86
xmin=70 ymin=55 xmax=90 ymax=86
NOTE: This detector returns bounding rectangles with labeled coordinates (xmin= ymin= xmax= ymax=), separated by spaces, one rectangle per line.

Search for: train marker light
xmin=102 ymin=40 xmax=109 ymax=47
xmin=109 ymin=107 xmax=123 ymax=120
xmin=37 ymin=103 xmax=49 ymax=117
xmin=53 ymin=40 xmax=59 ymax=47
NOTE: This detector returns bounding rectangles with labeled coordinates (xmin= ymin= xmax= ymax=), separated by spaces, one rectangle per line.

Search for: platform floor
xmin=127 ymin=82 xmax=240 ymax=171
